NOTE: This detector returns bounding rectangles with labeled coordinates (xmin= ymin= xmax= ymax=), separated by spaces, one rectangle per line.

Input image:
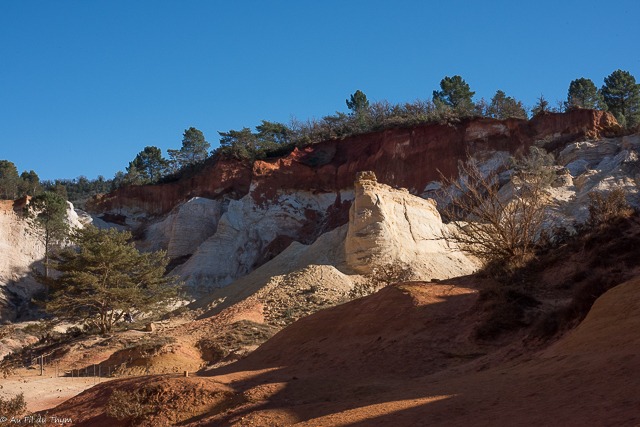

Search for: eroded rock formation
xmin=83 ymin=110 xmax=619 ymax=294
xmin=345 ymin=171 xmax=474 ymax=278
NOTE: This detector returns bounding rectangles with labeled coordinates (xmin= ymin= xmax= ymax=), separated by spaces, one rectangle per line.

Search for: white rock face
xmin=0 ymin=200 xmax=84 ymax=321
xmin=193 ymin=176 xmax=479 ymax=317
xmin=174 ymin=190 xmax=353 ymax=293
xmin=0 ymin=202 xmax=44 ymax=320
xmin=143 ymin=197 xmax=222 ymax=258
xmin=548 ymin=134 xmax=640 ymax=226
xmin=345 ymin=174 xmax=478 ymax=279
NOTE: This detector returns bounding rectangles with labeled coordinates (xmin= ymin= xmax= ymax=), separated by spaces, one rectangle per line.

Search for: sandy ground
xmin=43 ymin=276 xmax=640 ymax=426
xmin=0 ymin=369 xmax=109 ymax=412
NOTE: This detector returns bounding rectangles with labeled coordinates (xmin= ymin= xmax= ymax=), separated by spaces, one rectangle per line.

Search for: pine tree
xmin=566 ymin=77 xmax=603 ymax=110
xmin=601 ymin=70 xmax=640 ymax=128
xmin=346 ymin=90 xmax=370 ymax=115
xmin=487 ymin=90 xmax=528 ymax=119
xmin=126 ymin=146 xmax=168 ymax=183
xmin=19 ymin=170 xmax=42 ymax=196
xmin=168 ymin=127 xmax=210 ymax=170
xmin=26 ymin=192 xmax=70 ymax=280
xmin=0 ymin=160 xmax=21 ymax=199
xmin=45 ymin=226 xmax=178 ymax=334
xmin=432 ymin=75 xmax=475 ymax=115
xmin=531 ymin=94 xmax=550 ymax=116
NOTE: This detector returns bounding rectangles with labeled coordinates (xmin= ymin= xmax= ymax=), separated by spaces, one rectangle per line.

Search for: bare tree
xmin=440 ymin=150 xmax=554 ymax=270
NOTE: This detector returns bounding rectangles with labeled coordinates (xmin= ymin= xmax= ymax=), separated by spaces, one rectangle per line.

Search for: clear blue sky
xmin=1 ymin=0 xmax=639 ymax=181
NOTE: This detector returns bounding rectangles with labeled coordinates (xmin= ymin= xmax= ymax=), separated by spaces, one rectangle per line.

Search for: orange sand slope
xmin=49 ymin=277 xmax=640 ymax=426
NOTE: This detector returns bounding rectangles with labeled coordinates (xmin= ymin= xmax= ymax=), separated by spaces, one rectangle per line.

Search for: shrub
xmin=440 ymin=149 xmax=555 ymax=273
xmin=587 ymin=188 xmax=634 ymax=227
xmin=0 ymin=393 xmax=27 ymax=418
xmin=106 ymin=389 xmax=154 ymax=424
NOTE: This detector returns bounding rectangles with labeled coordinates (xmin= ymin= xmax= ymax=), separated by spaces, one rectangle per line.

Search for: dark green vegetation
xmin=566 ymin=77 xmax=604 ymax=110
xmin=0 ymin=160 xmax=41 ymax=199
xmin=42 ymin=226 xmax=178 ymax=334
xmin=601 ymin=69 xmax=640 ymax=128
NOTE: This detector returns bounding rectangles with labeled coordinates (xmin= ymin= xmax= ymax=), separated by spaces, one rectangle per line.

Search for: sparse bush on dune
xmin=106 ymin=389 xmax=155 ymax=425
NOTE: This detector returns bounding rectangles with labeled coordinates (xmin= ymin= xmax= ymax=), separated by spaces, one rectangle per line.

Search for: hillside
xmin=46 ymin=271 xmax=640 ymax=426
xmin=4 ymin=110 xmax=640 ymax=426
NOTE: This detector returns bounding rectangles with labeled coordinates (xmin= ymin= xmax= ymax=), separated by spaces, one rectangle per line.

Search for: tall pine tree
xmin=601 ymin=70 xmax=640 ymax=128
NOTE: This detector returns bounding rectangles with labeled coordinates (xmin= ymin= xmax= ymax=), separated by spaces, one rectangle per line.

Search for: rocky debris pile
xmin=254 ymin=265 xmax=361 ymax=327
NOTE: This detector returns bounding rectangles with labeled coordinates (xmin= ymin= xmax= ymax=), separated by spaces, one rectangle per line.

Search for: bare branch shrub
xmin=440 ymin=149 xmax=555 ymax=271
xmin=587 ymin=187 xmax=634 ymax=227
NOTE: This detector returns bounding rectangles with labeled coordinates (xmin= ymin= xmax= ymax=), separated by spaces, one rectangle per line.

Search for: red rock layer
xmin=87 ymin=110 xmax=619 ymax=217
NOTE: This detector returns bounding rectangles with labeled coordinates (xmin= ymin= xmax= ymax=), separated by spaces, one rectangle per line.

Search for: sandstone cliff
xmin=0 ymin=200 xmax=44 ymax=322
xmin=88 ymin=110 xmax=619 ymax=219
xmin=191 ymin=174 xmax=478 ymax=324
xmin=83 ymin=111 xmax=618 ymax=293
xmin=0 ymin=199 xmax=85 ymax=322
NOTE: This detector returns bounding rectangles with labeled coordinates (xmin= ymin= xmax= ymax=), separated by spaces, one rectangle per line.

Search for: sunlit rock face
xmin=345 ymin=172 xmax=477 ymax=279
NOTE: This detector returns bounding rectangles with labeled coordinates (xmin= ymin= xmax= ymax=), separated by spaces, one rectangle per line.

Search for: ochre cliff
xmin=87 ymin=158 xmax=252 ymax=218
xmin=87 ymin=110 xmax=620 ymax=218
xmin=80 ymin=110 xmax=621 ymax=293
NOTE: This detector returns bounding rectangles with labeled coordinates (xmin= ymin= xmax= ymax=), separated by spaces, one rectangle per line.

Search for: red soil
xmin=47 ymin=274 xmax=640 ymax=426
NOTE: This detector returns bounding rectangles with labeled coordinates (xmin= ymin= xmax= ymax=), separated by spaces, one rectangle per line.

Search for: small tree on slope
xmin=44 ymin=226 xmax=178 ymax=334
xmin=25 ymin=191 xmax=70 ymax=280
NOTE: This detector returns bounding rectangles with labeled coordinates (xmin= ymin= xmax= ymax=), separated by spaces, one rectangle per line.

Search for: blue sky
xmin=1 ymin=1 xmax=639 ymax=181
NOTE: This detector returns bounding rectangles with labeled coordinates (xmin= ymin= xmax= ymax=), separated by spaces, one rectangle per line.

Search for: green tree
xmin=0 ymin=160 xmax=21 ymax=199
xmin=218 ymin=127 xmax=258 ymax=160
xmin=112 ymin=171 xmax=126 ymax=190
xmin=346 ymin=90 xmax=371 ymax=129
xmin=19 ymin=170 xmax=42 ymax=196
xmin=566 ymin=77 xmax=604 ymax=110
xmin=168 ymin=127 xmax=210 ymax=170
xmin=126 ymin=146 xmax=168 ymax=183
xmin=432 ymin=75 xmax=475 ymax=115
xmin=45 ymin=226 xmax=178 ymax=334
xmin=487 ymin=90 xmax=528 ymax=119
xmin=531 ymin=94 xmax=550 ymax=116
xmin=122 ymin=164 xmax=146 ymax=186
xmin=255 ymin=120 xmax=292 ymax=146
xmin=26 ymin=192 xmax=70 ymax=280
xmin=218 ymin=121 xmax=295 ymax=160
xmin=346 ymin=90 xmax=370 ymax=115
xmin=601 ymin=69 xmax=640 ymax=128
